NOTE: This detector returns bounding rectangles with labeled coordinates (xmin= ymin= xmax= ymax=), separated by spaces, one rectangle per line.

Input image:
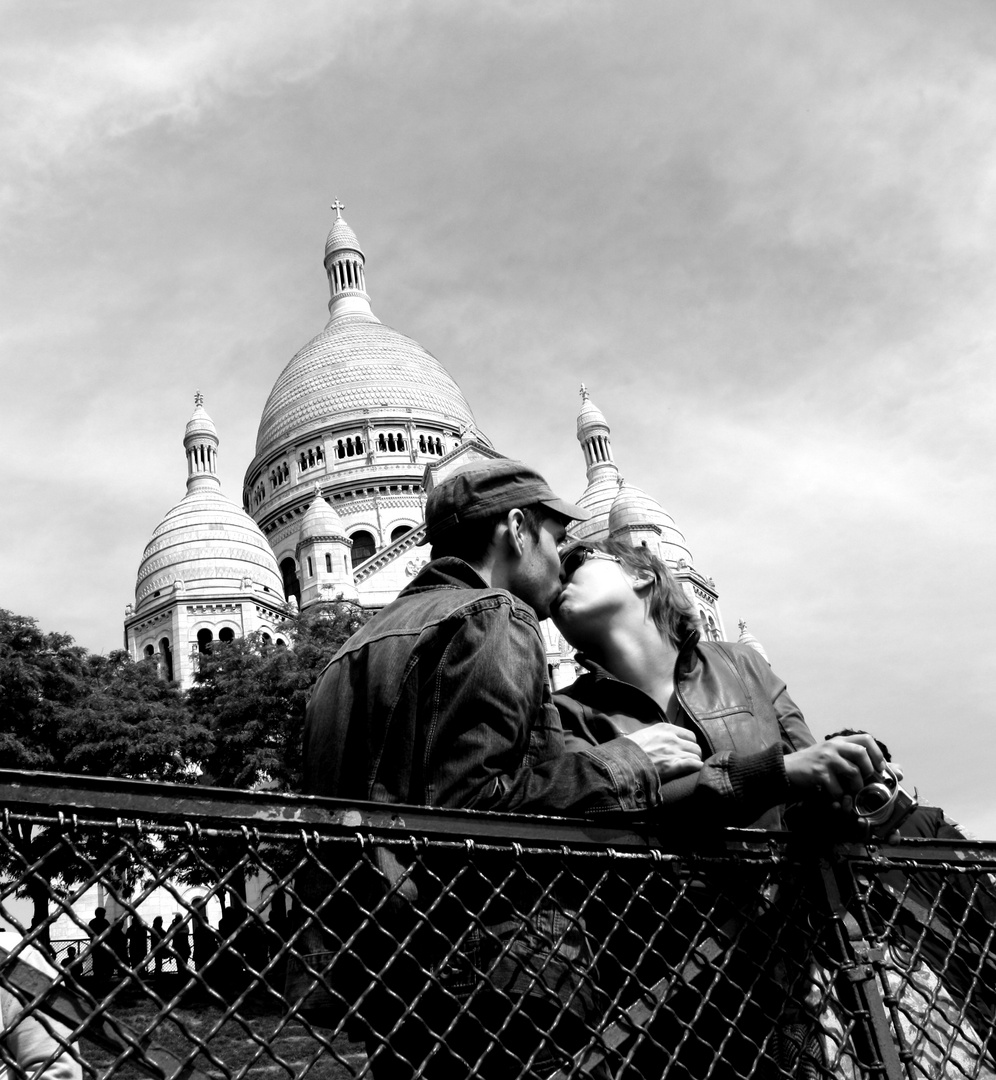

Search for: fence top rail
xmin=1 ymin=769 xmax=995 ymax=864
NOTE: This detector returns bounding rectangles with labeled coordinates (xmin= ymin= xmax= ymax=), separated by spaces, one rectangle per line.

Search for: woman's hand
xmin=625 ymin=723 xmax=704 ymax=780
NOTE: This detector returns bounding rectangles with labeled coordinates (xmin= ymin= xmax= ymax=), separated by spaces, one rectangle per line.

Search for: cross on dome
xmin=579 ymin=383 xmax=589 ymax=401
xmin=738 ymin=619 xmax=747 ymax=634
xmin=194 ymin=390 xmax=204 ymax=407
xmin=330 ymin=199 xmax=345 ymax=220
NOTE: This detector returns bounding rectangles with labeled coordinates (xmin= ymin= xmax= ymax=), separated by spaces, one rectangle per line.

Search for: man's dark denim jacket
xmin=303 ymin=557 xmax=660 ymax=814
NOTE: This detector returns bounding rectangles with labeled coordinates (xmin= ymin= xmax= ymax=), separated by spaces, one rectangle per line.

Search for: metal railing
xmin=0 ymin=769 xmax=993 ymax=1080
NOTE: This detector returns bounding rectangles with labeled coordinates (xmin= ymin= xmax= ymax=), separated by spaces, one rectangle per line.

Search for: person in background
xmin=168 ymin=913 xmax=190 ymax=974
xmin=86 ymin=909 xmax=111 ymax=989
xmin=149 ymin=917 xmax=165 ymax=978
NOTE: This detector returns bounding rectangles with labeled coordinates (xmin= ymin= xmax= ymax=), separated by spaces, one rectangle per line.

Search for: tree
xmin=189 ymin=599 xmax=370 ymax=792
xmin=0 ymin=611 xmax=210 ymax=932
xmin=180 ymin=600 xmax=370 ymax=903
xmin=57 ymin=650 xmax=208 ymax=780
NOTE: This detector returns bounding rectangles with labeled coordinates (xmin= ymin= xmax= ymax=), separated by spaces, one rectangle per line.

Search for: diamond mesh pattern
xmin=0 ymin=775 xmax=993 ymax=1080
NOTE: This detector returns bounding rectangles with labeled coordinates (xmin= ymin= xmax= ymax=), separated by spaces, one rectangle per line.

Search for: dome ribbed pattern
xmin=135 ymin=489 xmax=284 ymax=611
xmin=254 ymin=317 xmax=477 ymax=457
xmin=299 ymin=496 xmax=346 ymax=542
xmin=608 ymin=481 xmax=678 ymax=535
xmin=184 ymin=402 xmax=218 ymax=441
xmin=325 ymin=218 xmax=362 ymax=256
xmin=577 ymin=396 xmax=609 ymax=436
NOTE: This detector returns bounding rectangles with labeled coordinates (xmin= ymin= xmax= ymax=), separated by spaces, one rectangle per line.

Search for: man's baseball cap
xmin=422 ymin=458 xmax=590 ymax=545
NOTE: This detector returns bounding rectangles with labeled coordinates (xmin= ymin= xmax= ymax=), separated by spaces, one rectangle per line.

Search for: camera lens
xmin=855 ymin=782 xmax=892 ymax=816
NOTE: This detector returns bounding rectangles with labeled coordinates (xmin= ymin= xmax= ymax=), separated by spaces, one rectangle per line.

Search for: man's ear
xmin=503 ymin=508 xmax=527 ymax=556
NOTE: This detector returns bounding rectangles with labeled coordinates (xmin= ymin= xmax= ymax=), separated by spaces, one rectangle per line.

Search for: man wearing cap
xmin=296 ymin=456 xmax=702 ymax=1077
xmin=302 ymin=455 xmax=701 ymax=814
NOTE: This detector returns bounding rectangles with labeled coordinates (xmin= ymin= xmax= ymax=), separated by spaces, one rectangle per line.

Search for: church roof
xmin=135 ymin=490 xmax=284 ymax=613
xmin=298 ymin=492 xmax=346 ymax=543
xmin=134 ymin=396 xmax=284 ymax=614
xmin=325 ymin=216 xmax=362 ymax=256
xmin=254 ymin=318 xmax=478 ymax=457
xmin=184 ymin=393 xmax=218 ymax=441
xmin=608 ymin=479 xmax=678 ymax=534
xmin=736 ymin=620 xmax=770 ymax=663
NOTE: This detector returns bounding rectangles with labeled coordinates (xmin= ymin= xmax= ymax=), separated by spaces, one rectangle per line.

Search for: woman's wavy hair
xmin=589 ymin=537 xmax=701 ymax=649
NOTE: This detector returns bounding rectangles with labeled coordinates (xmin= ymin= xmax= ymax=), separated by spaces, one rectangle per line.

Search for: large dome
xmin=254 ymin=315 xmax=477 ymax=459
xmin=135 ymin=488 xmax=284 ymax=613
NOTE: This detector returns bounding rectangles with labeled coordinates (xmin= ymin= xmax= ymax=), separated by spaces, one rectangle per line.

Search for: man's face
xmin=507 ymin=511 xmax=569 ymax=620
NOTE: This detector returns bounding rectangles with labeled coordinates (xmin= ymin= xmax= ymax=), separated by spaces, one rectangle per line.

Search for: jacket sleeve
xmin=426 ymin=601 xmax=661 ymax=815
xmin=1 ymin=947 xmax=81 ymax=1080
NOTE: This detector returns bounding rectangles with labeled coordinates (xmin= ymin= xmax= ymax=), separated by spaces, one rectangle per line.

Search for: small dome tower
xmin=324 ymin=199 xmax=373 ymax=322
xmin=296 ymin=486 xmax=358 ymax=605
xmin=736 ymin=620 xmax=770 ymax=664
xmin=567 ymin=383 xmax=726 ymax=643
xmin=571 ymin=385 xmax=622 ymax=541
xmin=125 ymin=394 xmax=288 ymax=687
xmin=608 ymin=477 xmax=694 ymax=565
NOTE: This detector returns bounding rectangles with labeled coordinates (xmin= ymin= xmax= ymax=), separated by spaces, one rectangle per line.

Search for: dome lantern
xmin=184 ymin=391 xmax=221 ymax=493
xmin=324 ymin=199 xmax=373 ymax=321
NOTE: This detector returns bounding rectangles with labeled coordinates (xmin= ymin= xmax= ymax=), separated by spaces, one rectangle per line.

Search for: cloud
xmin=0 ymin=1 xmax=416 ymax=213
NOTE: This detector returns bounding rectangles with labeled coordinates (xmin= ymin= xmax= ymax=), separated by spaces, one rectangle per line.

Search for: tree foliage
xmin=189 ymin=599 xmax=370 ymax=791
xmin=0 ymin=602 xmax=370 ymax=918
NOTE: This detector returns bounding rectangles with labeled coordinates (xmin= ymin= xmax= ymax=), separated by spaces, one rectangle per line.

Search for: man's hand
xmin=784 ymin=733 xmax=886 ymax=802
xmin=625 ymin=723 xmax=704 ymax=780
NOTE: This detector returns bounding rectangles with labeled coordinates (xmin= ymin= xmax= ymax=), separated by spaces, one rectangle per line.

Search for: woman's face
xmin=552 ymin=548 xmax=639 ymax=647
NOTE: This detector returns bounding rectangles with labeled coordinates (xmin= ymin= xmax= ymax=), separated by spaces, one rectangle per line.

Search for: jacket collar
xmin=399 ymin=556 xmax=491 ymax=596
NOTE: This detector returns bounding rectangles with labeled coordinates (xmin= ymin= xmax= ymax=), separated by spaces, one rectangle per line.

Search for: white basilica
xmin=124 ymin=206 xmax=732 ymax=688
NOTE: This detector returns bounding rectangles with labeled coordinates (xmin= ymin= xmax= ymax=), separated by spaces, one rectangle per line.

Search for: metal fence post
xmin=816 ymin=856 xmax=907 ymax=1080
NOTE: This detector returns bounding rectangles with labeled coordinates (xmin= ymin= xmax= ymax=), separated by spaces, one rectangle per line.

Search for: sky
xmin=2 ymin=1 xmax=995 ymax=835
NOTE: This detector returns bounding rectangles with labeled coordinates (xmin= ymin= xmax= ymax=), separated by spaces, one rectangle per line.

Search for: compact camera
xmin=853 ymin=763 xmax=917 ymax=838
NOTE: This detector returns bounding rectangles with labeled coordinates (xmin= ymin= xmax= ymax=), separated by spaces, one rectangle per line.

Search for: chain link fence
xmin=0 ymin=770 xmax=993 ymax=1080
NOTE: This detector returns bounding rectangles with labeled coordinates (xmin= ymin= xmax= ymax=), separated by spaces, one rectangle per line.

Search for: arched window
xmin=355 ymin=435 xmax=364 ymax=454
xmin=280 ymin=557 xmax=301 ymax=605
xmin=378 ymin=434 xmax=387 ymax=452
xmin=219 ymin=627 xmax=235 ymax=643
xmin=419 ymin=435 xmax=427 ymax=452
xmin=144 ymin=644 xmax=155 ymax=659
xmin=307 ymin=556 xmax=314 ymax=577
xmin=346 ymin=438 xmax=354 ymax=457
xmin=350 ymin=530 xmax=376 ymax=567
xmin=159 ymin=638 xmax=173 ymax=681
xmin=275 ymin=637 xmax=287 ymax=648
xmin=337 ymin=440 xmax=345 ymax=459
xmin=387 ymin=433 xmax=396 ymax=452
xmin=325 ymin=553 xmax=332 ymax=573
xmin=391 ymin=525 xmax=411 ymax=543
xmin=261 ymin=633 xmax=272 ymax=645
xmin=434 ymin=437 xmax=442 ymax=454
xmin=197 ymin=629 xmax=213 ymax=654
xmin=397 ymin=433 xmax=406 ymax=451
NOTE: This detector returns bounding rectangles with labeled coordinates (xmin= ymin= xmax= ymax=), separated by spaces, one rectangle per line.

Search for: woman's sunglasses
xmin=559 ymin=545 xmax=622 ymax=579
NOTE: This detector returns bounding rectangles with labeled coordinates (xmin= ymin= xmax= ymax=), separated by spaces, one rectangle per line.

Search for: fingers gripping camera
xmin=853 ymin=764 xmax=918 ymax=837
